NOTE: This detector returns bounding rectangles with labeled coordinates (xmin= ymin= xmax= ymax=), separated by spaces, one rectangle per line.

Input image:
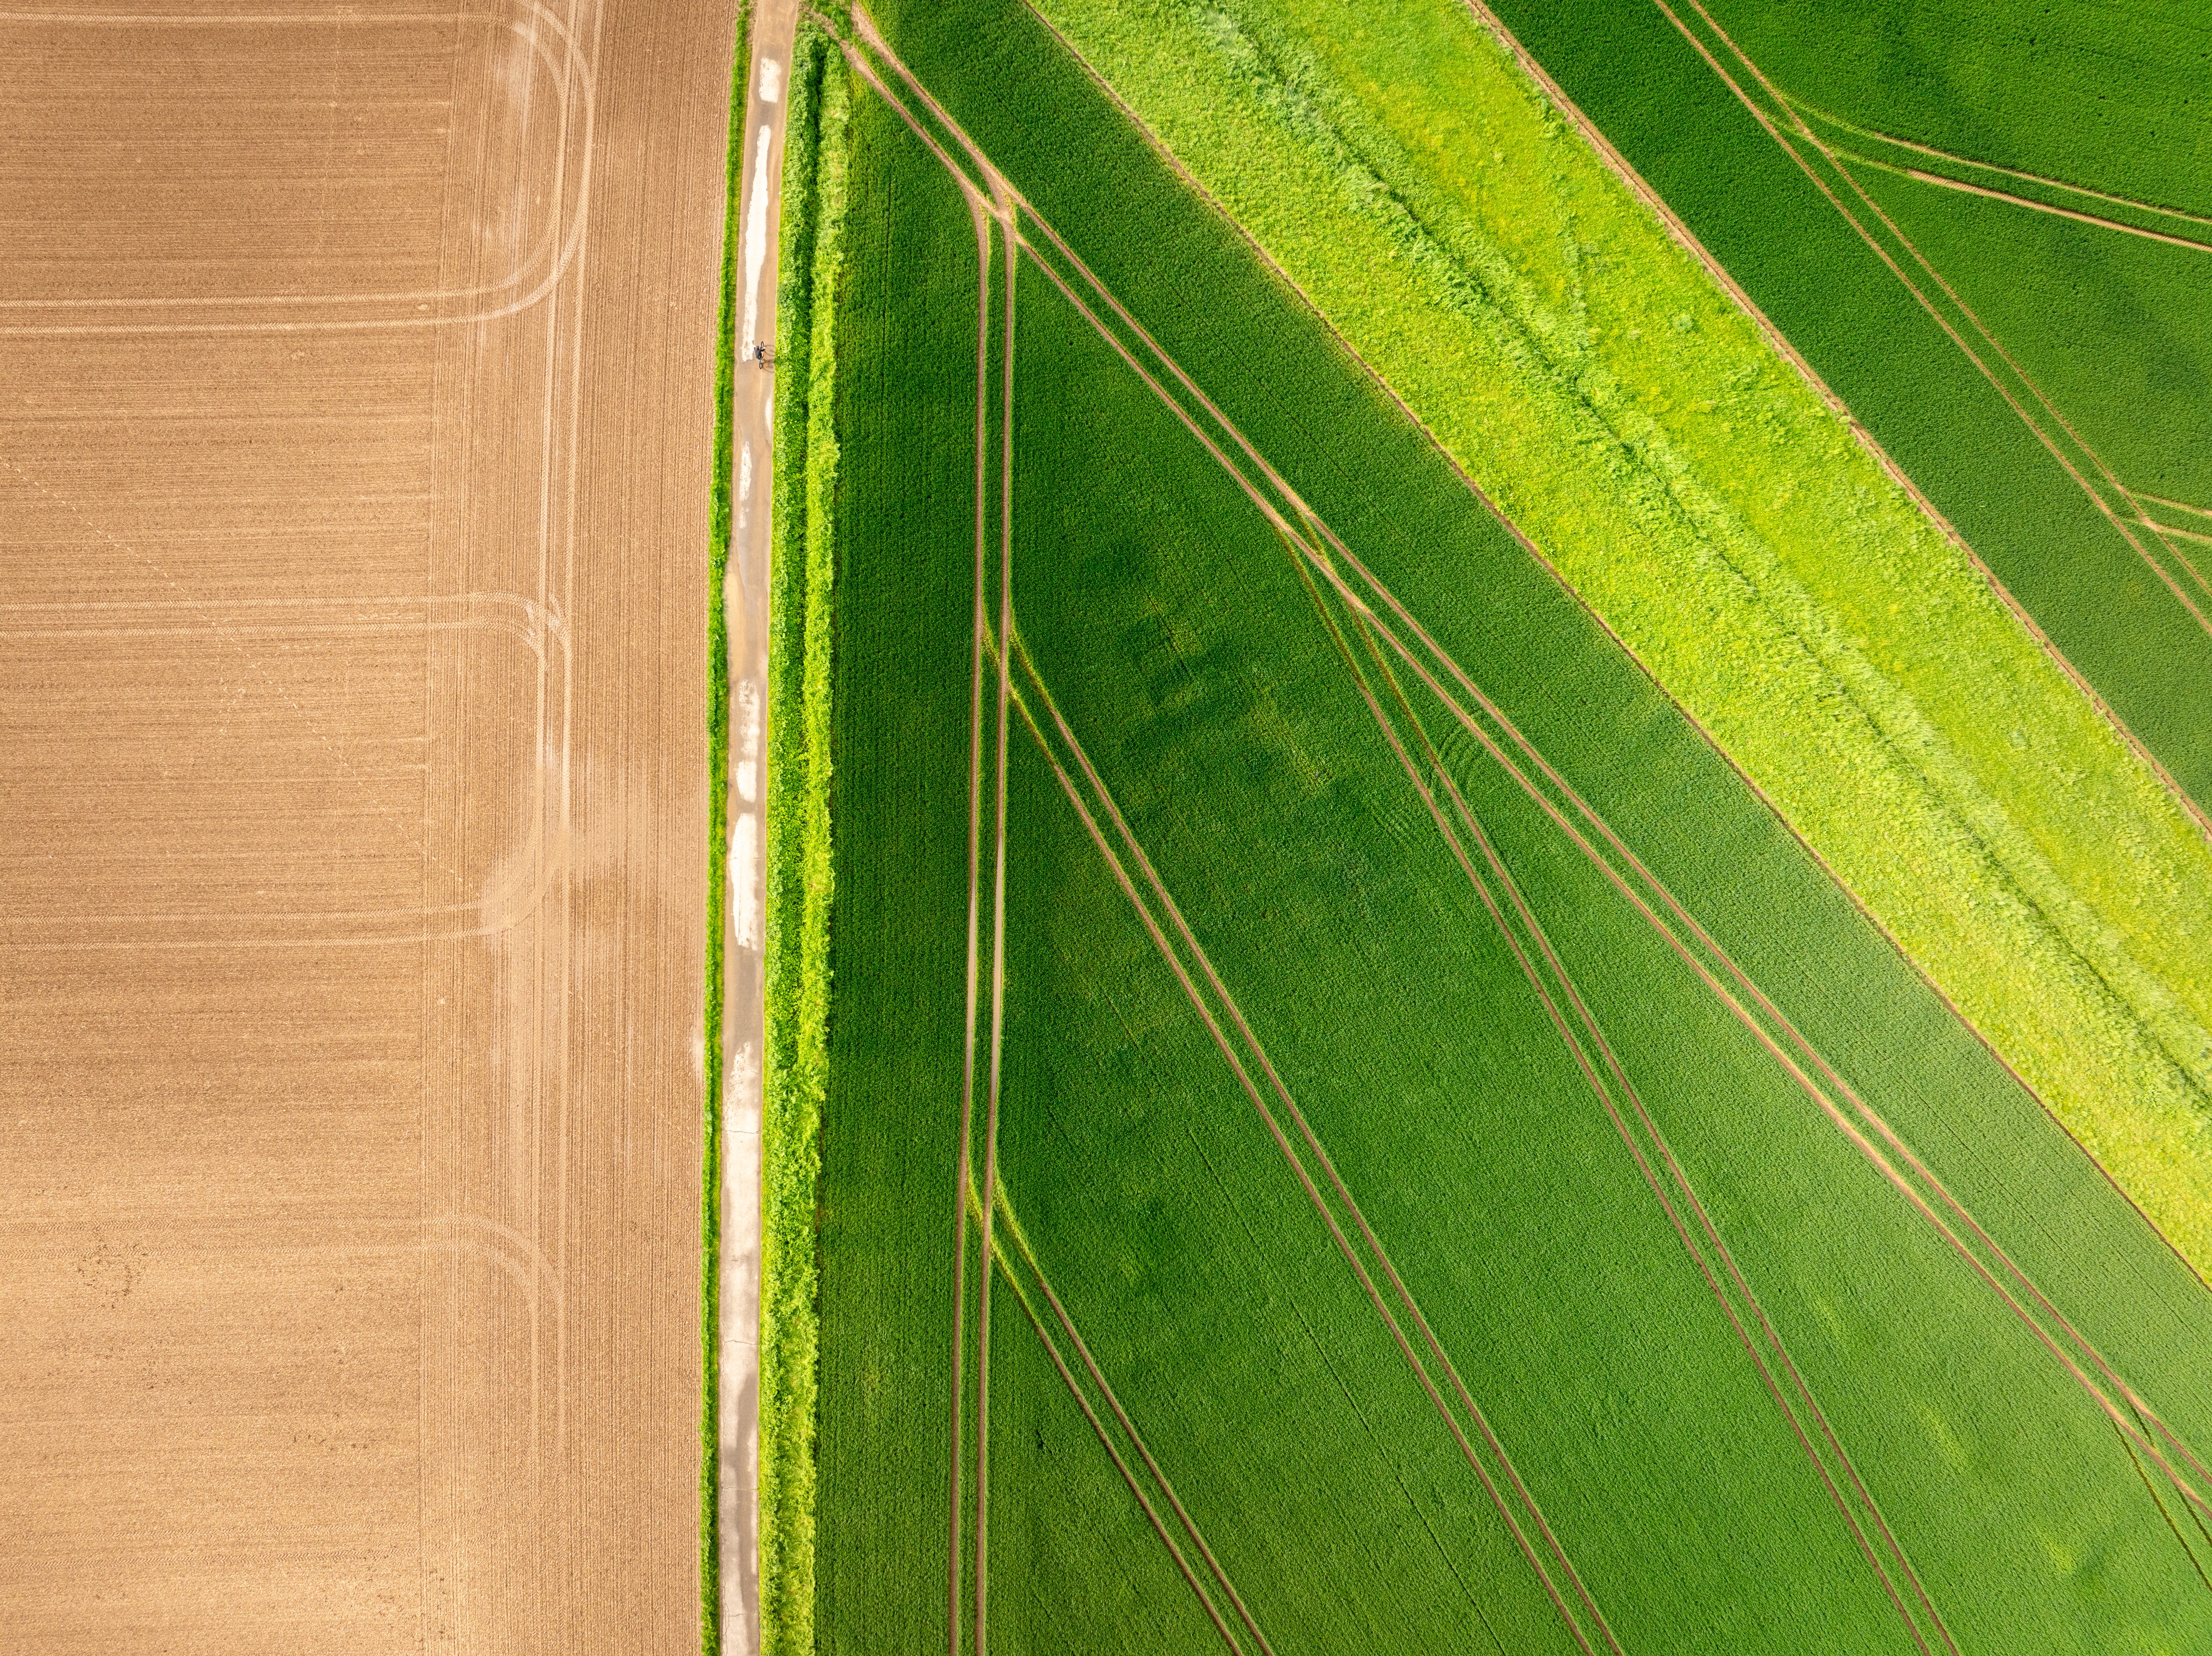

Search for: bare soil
xmin=0 ymin=2 xmax=730 ymax=1648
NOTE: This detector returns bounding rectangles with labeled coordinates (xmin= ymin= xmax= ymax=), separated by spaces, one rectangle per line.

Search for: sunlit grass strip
xmin=760 ymin=18 xmax=850 ymax=1656
xmin=1027 ymin=0 xmax=2212 ymax=1276
xmin=704 ymin=9 xmax=753 ymax=1649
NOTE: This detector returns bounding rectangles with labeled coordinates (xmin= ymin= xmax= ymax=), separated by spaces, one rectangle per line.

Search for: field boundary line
xmin=877 ymin=0 xmax=2212 ymax=934
xmin=1367 ymin=590 xmax=2212 ymax=1518
xmin=1660 ymin=0 xmax=2172 ymax=571
xmin=1821 ymin=141 xmax=2212 ymax=617
xmin=1501 ymin=0 xmax=2212 ymax=845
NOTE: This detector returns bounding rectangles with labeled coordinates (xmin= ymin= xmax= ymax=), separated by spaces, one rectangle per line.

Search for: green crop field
xmin=1479 ymin=0 xmax=2212 ymax=836
xmin=1825 ymin=121 xmax=2212 ymax=575
xmin=747 ymin=2 xmax=2212 ymax=1651
xmin=1012 ymin=0 xmax=2212 ymax=1293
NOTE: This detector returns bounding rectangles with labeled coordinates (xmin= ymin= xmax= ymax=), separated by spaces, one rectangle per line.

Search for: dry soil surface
xmin=0 ymin=1 xmax=732 ymax=1648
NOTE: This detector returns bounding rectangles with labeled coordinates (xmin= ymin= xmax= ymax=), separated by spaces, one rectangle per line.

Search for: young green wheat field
xmin=742 ymin=1 xmax=2212 ymax=1649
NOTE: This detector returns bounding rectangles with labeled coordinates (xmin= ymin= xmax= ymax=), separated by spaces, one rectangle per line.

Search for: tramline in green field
xmin=755 ymin=3 xmax=2212 ymax=1650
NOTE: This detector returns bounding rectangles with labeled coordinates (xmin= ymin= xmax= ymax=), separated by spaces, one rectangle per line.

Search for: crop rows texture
xmin=778 ymin=0 xmax=2212 ymax=1646
xmin=1005 ymin=0 xmax=2212 ymax=1280
xmin=759 ymin=20 xmax=849 ymax=1653
xmin=804 ymin=65 xmax=978 ymax=1656
xmin=1840 ymin=154 xmax=2212 ymax=509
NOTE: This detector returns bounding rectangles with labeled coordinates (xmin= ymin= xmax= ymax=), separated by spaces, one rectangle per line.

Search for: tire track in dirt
xmin=2127 ymin=496 xmax=2212 ymax=601
xmin=0 ymin=5 xmax=599 ymax=336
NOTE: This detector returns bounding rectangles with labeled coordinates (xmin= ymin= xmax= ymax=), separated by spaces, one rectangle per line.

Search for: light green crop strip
xmin=1028 ymin=0 xmax=2212 ymax=1273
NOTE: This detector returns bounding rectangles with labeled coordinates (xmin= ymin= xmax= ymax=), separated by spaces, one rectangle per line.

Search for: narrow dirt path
xmin=720 ymin=3 xmax=801 ymax=1651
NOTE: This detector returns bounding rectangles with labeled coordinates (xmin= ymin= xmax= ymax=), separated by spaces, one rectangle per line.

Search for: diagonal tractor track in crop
xmin=983 ymin=1172 xmax=1284 ymax=1656
xmin=1778 ymin=96 xmax=2212 ymax=260
xmin=1007 ymin=637 xmax=1622 ymax=1656
xmin=834 ymin=0 xmax=2212 ymax=1557
xmin=945 ymin=185 xmax=1000 ymax=1656
xmin=1291 ymin=544 xmax=1960 ymax=1656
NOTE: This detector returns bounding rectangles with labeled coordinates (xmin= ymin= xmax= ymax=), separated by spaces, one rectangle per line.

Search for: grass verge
xmin=759 ymin=19 xmax=852 ymax=1654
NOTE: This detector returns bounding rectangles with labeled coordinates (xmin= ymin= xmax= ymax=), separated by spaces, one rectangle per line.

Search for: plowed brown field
xmin=0 ymin=3 xmax=730 ymax=1648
